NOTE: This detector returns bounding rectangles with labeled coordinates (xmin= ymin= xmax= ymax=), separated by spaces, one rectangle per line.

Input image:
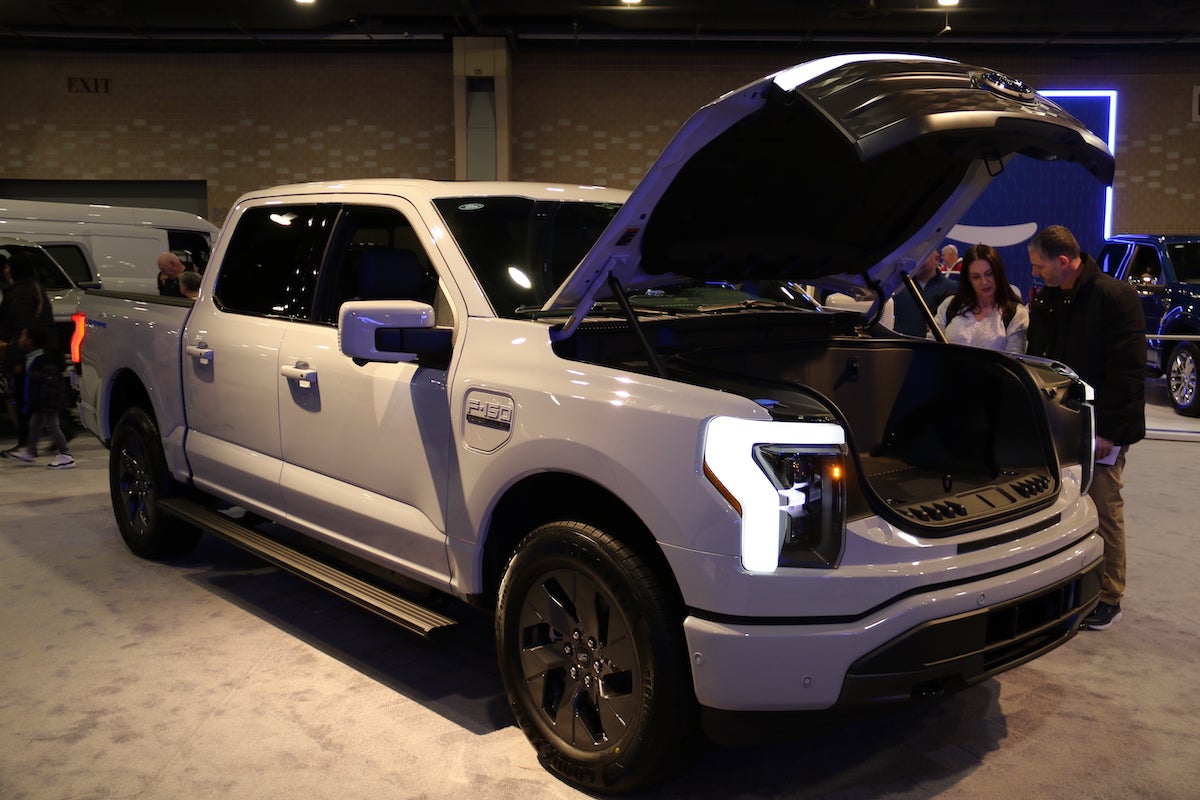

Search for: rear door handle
xmin=185 ymin=344 xmax=214 ymax=364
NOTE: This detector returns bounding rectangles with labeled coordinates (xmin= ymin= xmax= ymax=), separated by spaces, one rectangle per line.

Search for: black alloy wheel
xmin=109 ymin=406 xmax=200 ymax=558
xmin=1168 ymin=341 xmax=1200 ymax=416
xmin=495 ymin=520 xmax=695 ymax=794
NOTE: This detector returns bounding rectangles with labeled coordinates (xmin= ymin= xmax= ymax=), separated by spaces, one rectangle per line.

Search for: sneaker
xmin=47 ymin=454 xmax=76 ymax=470
xmin=7 ymin=448 xmax=35 ymax=463
xmin=1082 ymin=601 xmax=1122 ymax=631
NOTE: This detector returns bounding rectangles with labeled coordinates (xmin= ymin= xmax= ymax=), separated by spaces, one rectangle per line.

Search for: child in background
xmin=8 ymin=326 xmax=74 ymax=469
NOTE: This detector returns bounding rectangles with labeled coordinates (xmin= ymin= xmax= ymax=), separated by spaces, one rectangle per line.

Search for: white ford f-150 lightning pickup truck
xmin=76 ymin=54 xmax=1113 ymax=793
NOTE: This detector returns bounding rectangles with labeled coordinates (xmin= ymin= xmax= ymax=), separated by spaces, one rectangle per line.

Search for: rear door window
xmin=213 ymin=204 xmax=336 ymax=319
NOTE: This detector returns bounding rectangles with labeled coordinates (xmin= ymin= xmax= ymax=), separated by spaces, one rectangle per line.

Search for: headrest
xmin=357 ymin=248 xmax=424 ymax=300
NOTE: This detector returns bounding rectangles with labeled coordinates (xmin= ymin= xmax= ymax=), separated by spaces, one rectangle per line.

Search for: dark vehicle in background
xmin=1096 ymin=234 xmax=1200 ymax=415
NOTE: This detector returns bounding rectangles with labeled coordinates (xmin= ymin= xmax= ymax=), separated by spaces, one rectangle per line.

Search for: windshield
xmin=433 ymin=196 xmax=621 ymax=318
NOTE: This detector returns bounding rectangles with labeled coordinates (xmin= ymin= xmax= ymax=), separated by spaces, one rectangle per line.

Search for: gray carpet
xmin=1 ymin=382 xmax=1197 ymax=799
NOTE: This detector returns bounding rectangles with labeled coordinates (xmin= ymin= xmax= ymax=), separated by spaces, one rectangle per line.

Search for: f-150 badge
xmin=464 ymin=390 xmax=514 ymax=452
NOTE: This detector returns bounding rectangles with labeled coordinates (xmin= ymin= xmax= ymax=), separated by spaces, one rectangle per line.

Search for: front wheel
xmin=109 ymin=407 xmax=201 ymax=558
xmin=1167 ymin=341 xmax=1200 ymax=416
xmin=495 ymin=521 xmax=696 ymax=794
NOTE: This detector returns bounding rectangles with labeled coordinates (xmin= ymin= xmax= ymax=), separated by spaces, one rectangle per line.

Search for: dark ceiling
xmin=4 ymin=1 xmax=1200 ymax=52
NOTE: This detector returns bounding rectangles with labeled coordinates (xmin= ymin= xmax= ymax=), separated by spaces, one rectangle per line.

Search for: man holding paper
xmin=1027 ymin=225 xmax=1147 ymax=631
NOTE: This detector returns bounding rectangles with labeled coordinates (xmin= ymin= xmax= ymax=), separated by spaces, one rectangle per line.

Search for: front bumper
xmin=683 ymin=531 xmax=1102 ymax=711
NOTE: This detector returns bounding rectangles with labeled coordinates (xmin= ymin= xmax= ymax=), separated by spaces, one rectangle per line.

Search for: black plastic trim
xmin=689 ymin=529 xmax=1098 ymax=627
xmin=835 ymin=558 xmax=1102 ymax=705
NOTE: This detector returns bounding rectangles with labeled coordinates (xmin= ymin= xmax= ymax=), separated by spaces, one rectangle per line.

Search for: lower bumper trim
xmin=836 ymin=557 xmax=1103 ymax=705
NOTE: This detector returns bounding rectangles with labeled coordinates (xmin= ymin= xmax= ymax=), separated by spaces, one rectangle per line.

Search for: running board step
xmin=159 ymin=497 xmax=457 ymax=637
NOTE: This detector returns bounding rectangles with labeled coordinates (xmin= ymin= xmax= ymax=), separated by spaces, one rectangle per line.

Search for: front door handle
xmin=185 ymin=343 xmax=214 ymax=364
xmin=281 ymin=362 xmax=317 ymax=386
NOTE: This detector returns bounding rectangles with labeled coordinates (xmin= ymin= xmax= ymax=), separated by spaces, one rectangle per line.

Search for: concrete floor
xmin=1 ymin=380 xmax=1197 ymax=799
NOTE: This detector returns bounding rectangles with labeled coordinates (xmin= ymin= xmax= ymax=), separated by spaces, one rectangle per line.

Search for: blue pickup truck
xmin=1096 ymin=234 xmax=1200 ymax=416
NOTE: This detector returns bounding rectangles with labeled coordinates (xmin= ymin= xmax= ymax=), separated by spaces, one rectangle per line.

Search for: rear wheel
xmin=1167 ymin=341 xmax=1200 ymax=416
xmin=109 ymin=407 xmax=201 ymax=558
xmin=495 ymin=521 xmax=696 ymax=794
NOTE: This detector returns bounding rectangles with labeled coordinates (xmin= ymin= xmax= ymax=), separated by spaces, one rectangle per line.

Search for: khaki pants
xmin=1088 ymin=448 xmax=1127 ymax=605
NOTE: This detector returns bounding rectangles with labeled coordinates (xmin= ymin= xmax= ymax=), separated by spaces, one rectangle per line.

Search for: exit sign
xmin=67 ymin=77 xmax=112 ymax=94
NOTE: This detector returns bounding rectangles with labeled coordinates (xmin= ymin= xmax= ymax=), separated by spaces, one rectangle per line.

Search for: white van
xmin=0 ymin=199 xmax=219 ymax=294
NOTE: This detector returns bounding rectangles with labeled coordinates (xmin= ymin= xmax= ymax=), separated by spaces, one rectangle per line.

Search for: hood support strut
xmin=901 ymin=271 xmax=949 ymax=344
xmin=608 ymin=273 xmax=668 ymax=379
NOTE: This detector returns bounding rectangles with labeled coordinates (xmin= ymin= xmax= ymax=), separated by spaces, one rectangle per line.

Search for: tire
xmin=109 ymin=407 xmax=201 ymax=558
xmin=496 ymin=521 xmax=696 ymax=794
xmin=1167 ymin=341 xmax=1200 ymax=416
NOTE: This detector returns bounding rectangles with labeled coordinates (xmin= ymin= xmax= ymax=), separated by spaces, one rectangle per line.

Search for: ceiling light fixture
xmin=621 ymin=0 xmax=643 ymax=5
xmin=937 ymin=0 xmax=960 ymax=6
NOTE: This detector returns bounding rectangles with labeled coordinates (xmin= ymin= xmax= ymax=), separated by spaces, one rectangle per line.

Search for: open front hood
xmin=544 ymin=53 xmax=1113 ymax=323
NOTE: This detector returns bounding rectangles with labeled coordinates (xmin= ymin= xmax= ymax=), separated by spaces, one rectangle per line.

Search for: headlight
xmin=703 ymin=416 xmax=846 ymax=572
xmin=754 ymin=445 xmax=846 ymax=568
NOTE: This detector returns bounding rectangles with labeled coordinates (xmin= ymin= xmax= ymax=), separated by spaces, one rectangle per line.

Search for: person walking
xmin=1026 ymin=225 xmax=1145 ymax=630
xmin=0 ymin=251 xmax=56 ymax=457
xmin=6 ymin=326 xmax=74 ymax=468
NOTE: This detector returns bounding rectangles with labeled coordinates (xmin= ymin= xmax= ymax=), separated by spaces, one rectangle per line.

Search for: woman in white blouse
xmin=932 ymin=243 xmax=1029 ymax=353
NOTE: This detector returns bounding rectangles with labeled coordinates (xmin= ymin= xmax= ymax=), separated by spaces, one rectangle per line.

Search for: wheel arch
xmin=104 ymin=367 xmax=155 ymax=443
xmin=478 ymin=472 xmax=684 ymax=614
xmin=1158 ymin=301 xmax=1200 ymax=337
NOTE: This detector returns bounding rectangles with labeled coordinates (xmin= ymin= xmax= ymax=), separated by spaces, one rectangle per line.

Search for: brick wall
xmin=1 ymin=50 xmax=454 ymax=222
xmin=510 ymin=50 xmax=792 ymax=190
xmin=2 ymin=46 xmax=1197 ymax=233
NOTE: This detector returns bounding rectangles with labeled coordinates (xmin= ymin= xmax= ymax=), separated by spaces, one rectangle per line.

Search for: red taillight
xmin=70 ymin=312 xmax=86 ymax=364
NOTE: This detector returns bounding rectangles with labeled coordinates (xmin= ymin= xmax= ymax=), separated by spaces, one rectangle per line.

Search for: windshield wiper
xmin=692 ymin=299 xmax=797 ymax=312
xmin=515 ymin=300 xmax=625 ymax=319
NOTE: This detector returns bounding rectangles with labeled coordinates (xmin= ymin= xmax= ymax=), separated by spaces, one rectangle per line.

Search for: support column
xmin=453 ymin=37 xmax=511 ymax=181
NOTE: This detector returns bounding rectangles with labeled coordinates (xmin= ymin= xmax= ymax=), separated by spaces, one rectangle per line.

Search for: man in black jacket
xmin=1027 ymin=225 xmax=1146 ymax=631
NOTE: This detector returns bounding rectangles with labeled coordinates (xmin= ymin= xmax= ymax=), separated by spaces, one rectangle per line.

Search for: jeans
xmin=27 ymin=410 xmax=71 ymax=458
xmin=1088 ymin=448 xmax=1127 ymax=605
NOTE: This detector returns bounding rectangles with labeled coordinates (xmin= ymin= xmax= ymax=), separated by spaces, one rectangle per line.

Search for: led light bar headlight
xmin=754 ymin=444 xmax=846 ymax=568
xmin=704 ymin=417 xmax=847 ymax=573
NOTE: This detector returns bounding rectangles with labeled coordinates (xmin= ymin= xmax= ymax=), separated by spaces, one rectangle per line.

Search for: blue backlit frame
xmin=950 ymin=90 xmax=1117 ymax=297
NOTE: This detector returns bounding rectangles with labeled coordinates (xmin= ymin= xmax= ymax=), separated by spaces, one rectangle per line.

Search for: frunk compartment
xmin=559 ymin=314 xmax=1073 ymax=534
xmin=680 ymin=335 xmax=1063 ymax=535
xmin=809 ymin=341 xmax=1057 ymax=531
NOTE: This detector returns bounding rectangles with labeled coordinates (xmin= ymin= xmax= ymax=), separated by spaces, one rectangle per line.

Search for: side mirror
xmin=1127 ymin=275 xmax=1164 ymax=293
xmin=339 ymin=300 xmax=450 ymax=364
